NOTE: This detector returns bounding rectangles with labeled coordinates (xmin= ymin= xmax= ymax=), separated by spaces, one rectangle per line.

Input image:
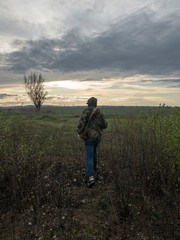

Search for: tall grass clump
xmin=0 ymin=111 xmax=73 ymax=239
xmin=107 ymin=105 xmax=179 ymax=238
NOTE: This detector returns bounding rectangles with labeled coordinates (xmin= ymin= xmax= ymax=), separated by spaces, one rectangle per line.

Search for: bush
xmin=107 ymin=105 xmax=179 ymax=238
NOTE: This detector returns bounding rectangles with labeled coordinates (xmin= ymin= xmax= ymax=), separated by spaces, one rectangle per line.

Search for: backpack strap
xmin=85 ymin=108 xmax=97 ymax=130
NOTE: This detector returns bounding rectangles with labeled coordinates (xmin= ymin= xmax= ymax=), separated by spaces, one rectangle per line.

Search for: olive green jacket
xmin=77 ymin=107 xmax=108 ymax=143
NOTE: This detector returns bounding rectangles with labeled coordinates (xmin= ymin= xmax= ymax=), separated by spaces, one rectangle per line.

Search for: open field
xmin=0 ymin=105 xmax=179 ymax=239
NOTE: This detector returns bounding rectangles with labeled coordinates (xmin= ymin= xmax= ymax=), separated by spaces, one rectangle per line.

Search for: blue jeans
xmin=85 ymin=143 xmax=98 ymax=177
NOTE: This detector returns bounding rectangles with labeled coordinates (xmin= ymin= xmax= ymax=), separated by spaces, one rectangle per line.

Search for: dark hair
xmin=87 ymin=97 xmax=97 ymax=107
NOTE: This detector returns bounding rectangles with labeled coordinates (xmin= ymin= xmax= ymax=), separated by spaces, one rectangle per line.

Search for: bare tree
xmin=24 ymin=72 xmax=48 ymax=111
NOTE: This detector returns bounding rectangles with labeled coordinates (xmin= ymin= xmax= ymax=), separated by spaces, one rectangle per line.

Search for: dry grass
xmin=0 ymin=106 xmax=179 ymax=239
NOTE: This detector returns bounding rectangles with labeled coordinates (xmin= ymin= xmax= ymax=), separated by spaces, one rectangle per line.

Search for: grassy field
xmin=0 ymin=105 xmax=179 ymax=240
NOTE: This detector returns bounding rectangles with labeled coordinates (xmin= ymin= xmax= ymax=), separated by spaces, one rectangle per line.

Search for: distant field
xmin=1 ymin=104 xmax=178 ymax=117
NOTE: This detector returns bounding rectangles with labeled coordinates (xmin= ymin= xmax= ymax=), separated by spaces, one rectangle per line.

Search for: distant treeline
xmin=1 ymin=104 xmax=179 ymax=117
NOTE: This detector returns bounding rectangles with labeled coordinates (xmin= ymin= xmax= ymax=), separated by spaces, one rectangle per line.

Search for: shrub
xmin=107 ymin=105 xmax=179 ymax=238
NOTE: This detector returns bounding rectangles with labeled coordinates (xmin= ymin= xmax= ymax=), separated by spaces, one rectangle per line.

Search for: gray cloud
xmin=60 ymin=12 xmax=180 ymax=75
xmin=138 ymin=79 xmax=180 ymax=88
xmin=2 ymin=5 xmax=180 ymax=78
xmin=156 ymin=79 xmax=180 ymax=88
xmin=168 ymin=84 xmax=180 ymax=88
xmin=0 ymin=93 xmax=17 ymax=99
xmin=158 ymin=79 xmax=180 ymax=85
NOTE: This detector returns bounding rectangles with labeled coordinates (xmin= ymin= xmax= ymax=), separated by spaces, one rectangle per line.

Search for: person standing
xmin=77 ymin=97 xmax=108 ymax=188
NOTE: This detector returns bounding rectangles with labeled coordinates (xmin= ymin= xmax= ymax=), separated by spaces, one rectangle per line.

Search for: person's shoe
xmin=87 ymin=176 xmax=95 ymax=188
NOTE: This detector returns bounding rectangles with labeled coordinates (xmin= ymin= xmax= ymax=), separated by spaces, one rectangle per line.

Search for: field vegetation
xmin=0 ymin=105 xmax=179 ymax=239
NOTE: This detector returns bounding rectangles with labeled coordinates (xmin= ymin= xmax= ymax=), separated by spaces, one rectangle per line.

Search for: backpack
xmin=79 ymin=108 xmax=97 ymax=141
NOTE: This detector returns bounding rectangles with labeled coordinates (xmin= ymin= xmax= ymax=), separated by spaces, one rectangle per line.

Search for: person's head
xmin=86 ymin=97 xmax=97 ymax=107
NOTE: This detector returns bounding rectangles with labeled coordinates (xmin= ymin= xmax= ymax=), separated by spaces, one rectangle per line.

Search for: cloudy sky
xmin=0 ymin=0 xmax=180 ymax=106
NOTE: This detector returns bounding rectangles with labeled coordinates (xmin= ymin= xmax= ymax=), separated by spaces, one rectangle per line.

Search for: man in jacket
xmin=77 ymin=97 xmax=108 ymax=188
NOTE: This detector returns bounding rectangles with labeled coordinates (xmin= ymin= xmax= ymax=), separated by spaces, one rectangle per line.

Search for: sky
xmin=0 ymin=0 xmax=180 ymax=107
